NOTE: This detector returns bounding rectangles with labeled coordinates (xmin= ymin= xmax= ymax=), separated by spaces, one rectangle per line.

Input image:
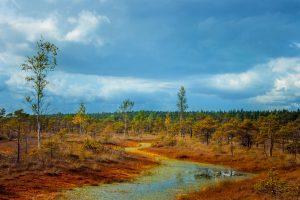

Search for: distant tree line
xmin=1 ymin=105 xmax=300 ymax=162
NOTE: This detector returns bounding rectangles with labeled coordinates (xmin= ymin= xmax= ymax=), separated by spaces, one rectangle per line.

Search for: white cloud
xmin=251 ymin=57 xmax=300 ymax=106
xmin=4 ymin=70 xmax=176 ymax=101
xmin=204 ymin=70 xmax=263 ymax=91
xmin=269 ymin=57 xmax=300 ymax=73
xmin=0 ymin=1 xmax=109 ymax=44
xmin=65 ymin=11 xmax=110 ymax=43
xmin=0 ymin=52 xmax=24 ymax=67
xmin=293 ymin=42 xmax=300 ymax=49
xmin=48 ymin=72 xmax=175 ymax=100
xmin=4 ymin=54 xmax=300 ymax=108
xmin=185 ymin=56 xmax=300 ymax=108
xmin=9 ymin=17 xmax=61 ymax=42
xmin=5 ymin=71 xmax=28 ymax=92
xmin=188 ymin=65 xmax=271 ymax=99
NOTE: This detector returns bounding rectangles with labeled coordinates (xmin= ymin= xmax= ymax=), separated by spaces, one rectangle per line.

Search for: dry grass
xmin=145 ymin=137 xmax=300 ymax=200
xmin=0 ymin=134 xmax=157 ymax=200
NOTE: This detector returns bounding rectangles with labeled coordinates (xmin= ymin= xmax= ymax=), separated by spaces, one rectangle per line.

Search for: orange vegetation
xmin=145 ymin=138 xmax=300 ymax=200
xmin=0 ymin=137 xmax=157 ymax=200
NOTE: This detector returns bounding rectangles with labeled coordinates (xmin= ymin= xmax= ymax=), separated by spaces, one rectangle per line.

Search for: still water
xmin=57 ymin=143 xmax=250 ymax=200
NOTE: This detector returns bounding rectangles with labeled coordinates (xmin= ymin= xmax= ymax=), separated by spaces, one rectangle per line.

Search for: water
xmin=57 ymin=143 xmax=250 ymax=200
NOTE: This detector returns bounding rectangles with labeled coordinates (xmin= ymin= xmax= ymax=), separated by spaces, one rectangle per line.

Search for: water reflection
xmin=194 ymin=168 xmax=242 ymax=180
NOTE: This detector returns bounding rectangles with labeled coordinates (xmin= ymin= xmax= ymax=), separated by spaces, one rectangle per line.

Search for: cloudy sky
xmin=1 ymin=0 xmax=300 ymax=113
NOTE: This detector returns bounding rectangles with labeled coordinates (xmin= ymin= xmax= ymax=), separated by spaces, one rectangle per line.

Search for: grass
xmin=145 ymin=136 xmax=300 ymax=200
xmin=0 ymin=134 xmax=157 ymax=200
xmin=1 ymin=134 xmax=299 ymax=200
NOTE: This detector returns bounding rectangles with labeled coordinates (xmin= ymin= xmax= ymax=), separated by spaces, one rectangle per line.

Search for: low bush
xmin=83 ymin=139 xmax=104 ymax=153
xmin=57 ymin=128 xmax=68 ymax=141
xmin=254 ymin=168 xmax=300 ymax=199
xmin=153 ymin=135 xmax=177 ymax=147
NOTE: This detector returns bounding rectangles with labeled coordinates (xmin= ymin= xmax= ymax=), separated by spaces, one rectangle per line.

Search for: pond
xmin=56 ymin=143 xmax=250 ymax=200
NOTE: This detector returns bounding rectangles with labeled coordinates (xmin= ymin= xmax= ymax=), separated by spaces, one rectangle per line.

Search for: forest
xmin=0 ymin=40 xmax=300 ymax=200
xmin=2 ymin=107 xmax=300 ymax=160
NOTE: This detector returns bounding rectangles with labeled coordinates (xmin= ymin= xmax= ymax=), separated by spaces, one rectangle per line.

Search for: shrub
xmin=83 ymin=139 xmax=104 ymax=153
xmin=165 ymin=136 xmax=177 ymax=146
xmin=154 ymin=135 xmax=177 ymax=147
xmin=57 ymin=128 xmax=68 ymax=141
xmin=43 ymin=138 xmax=60 ymax=158
xmin=254 ymin=169 xmax=290 ymax=198
xmin=28 ymin=148 xmax=47 ymax=162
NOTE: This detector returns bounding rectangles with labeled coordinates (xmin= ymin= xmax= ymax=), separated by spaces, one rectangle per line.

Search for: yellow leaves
xmin=72 ymin=113 xmax=87 ymax=125
xmin=165 ymin=113 xmax=171 ymax=130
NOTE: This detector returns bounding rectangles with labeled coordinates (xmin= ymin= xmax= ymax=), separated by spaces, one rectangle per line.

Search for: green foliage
xmin=238 ymin=119 xmax=257 ymax=148
xmin=254 ymin=169 xmax=290 ymax=198
xmin=132 ymin=111 xmax=147 ymax=134
xmin=0 ymin=108 xmax=5 ymax=117
xmin=119 ymin=99 xmax=134 ymax=113
xmin=78 ymin=102 xmax=86 ymax=115
xmin=177 ymin=86 xmax=188 ymax=114
xmin=193 ymin=116 xmax=217 ymax=144
xmin=177 ymin=86 xmax=188 ymax=137
xmin=20 ymin=38 xmax=58 ymax=116
xmin=20 ymin=38 xmax=58 ymax=148
xmin=119 ymin=99 xmax=134 ymax=136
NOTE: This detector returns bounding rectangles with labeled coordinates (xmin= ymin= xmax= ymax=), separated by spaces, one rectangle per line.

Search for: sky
xmin=1 ymin=0 xmax=300 ymax=113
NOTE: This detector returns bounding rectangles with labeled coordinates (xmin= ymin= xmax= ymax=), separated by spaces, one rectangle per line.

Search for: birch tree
xmin=21 ymin=38 xmax=58 ymax=148
xmin=119 ymin=99 xmax=134 ymax=137
xmin=177 ymin=86 xmax=188 ymax=137
xmin=72 ymin=102 xmax=87 ymax=134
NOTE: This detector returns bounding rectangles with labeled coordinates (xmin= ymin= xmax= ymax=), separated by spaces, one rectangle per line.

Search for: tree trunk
xmin=230 ymin=138 xmax=234 ymax=158
xmin=37 ymin=117 xmax=41 ymax=149
xmin=124 ymin=113 xmax=127 ymax=137
xmin=268 ymin=122 xmax=274 ymax=157
xmin=25 ymin=133 xmax=28 ymax=154
xmin=179 ymin=112 xmax=184 ymax=137
xmin=270 ymin=138 xmax=273 ymax=157
xmin=17 ymin=130 xmax=20 ymax=163
xmin=206 ymin=132 xmax=209 ymax=145
xmin=282 ymin=140 xmax=285 ymax=153
xmin=293 ymin=136 xmax=298 ymax=163
xmin=247 ymin=136 xmax=251 ymax=149
xmin=79 ymin=122 xmax=82 ymax=134
xmin=263 ymin=141 xmax=268 ymax=158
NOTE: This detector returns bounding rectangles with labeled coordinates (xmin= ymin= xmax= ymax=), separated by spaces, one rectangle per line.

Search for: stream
xmin=57 ymin=143 xmax=251 ymax=200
